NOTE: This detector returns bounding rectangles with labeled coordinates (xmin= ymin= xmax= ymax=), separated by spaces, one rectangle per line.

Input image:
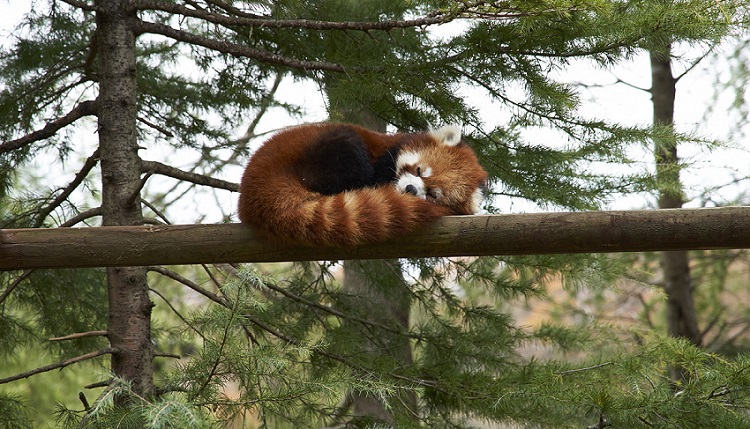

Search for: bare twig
xmin=135 ymin=21 xmax=346 ymax=73
xmin=133 ymin=0 xmax=446 ymax=31
xmin=154 ymin=352 xmax=181 ymax=359
xmin=137 ymin=116 xmax=174 ymax=138
xmin=0 ymin=348 xmax=115 ymax=385
xmin=148 ymin=265 xmax=227 ymax=306
xmin=141 ymin=160 xmax=239 ymax=192
xmin=0 ymin=269 xmax=33 ymax=305
xmin=149 ymin=287 xmax=206 ymax=341
xmin=78 ymin=392 xmax=90 ymax=411
xmin=35 ymin=149 xmax=101 ymax=228
xmin=141 ymin=199 xmax=171 ymax=225
xmin=556 ymin=362 xmax=614 ymax=376
xmin=0 ymin=100 xmax=97 ymax=154
xmin=84 ymin=379 xmax=112 ymax=389
xmin=58 ymin=207 xmax=103 ymax=227
xmin=49 ymin=330 xmax=108 ymax=341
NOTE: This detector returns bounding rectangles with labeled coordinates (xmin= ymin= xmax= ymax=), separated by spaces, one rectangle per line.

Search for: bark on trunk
xmin=343 ymin=260 xmax=418 ymax=424
xmin=650 ymin=47 xmax=701 ymax=381
xmin=338 ymin=112 xmax=418 ymax=424
xmin=96 ymin=0 xmax=154 ymax=399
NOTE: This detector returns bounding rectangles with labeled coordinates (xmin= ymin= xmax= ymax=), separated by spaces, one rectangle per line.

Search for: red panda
xmin=238 ymin=122 xmax=488 ymax=247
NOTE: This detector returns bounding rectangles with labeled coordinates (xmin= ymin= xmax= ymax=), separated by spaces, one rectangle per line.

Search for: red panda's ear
xmin=430 ymin=125 xmax=462 ymax=147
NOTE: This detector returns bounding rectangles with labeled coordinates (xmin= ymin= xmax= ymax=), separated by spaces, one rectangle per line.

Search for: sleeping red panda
xmin=237 ymin=122 xmax=488 ymax=247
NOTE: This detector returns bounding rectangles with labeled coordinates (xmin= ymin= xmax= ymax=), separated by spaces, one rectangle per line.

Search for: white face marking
xmin=396 ymin=151 xmax=421 ymax=171
xmin=420 ymin=166 xmax=432 ymax=177
xmin=396 ymin=174 xmax=426 ymax=199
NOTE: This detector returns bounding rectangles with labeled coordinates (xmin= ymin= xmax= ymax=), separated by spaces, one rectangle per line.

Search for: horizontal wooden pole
xmin=1 ymin=207 xmax=749 ymax=270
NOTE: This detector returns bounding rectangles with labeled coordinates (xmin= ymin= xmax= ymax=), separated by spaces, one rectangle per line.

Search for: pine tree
xmin=1 ymin=0 xmax=748 ymax=427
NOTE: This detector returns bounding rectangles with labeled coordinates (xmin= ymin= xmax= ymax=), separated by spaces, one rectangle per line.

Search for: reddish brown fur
xmin=238 ymin=123 xmax=486 ymax=247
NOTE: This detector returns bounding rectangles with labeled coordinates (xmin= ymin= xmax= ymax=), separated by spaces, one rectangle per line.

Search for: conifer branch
xmin=141 ymin=199 xmax=171 ymax=225
xmin=199 ymin=0 xmax=262 ymax=19
xmin=134 ymin=21 xmax=346 ymax=72
xmin=260 ymin=277 xmax=420 ymax=340
xmin=0 ymin=269 xmax=33 ymax=305
xmin=0 ymin=100 xmax=97 ymax=154
xmin=149 ymin=287 xmax=207 ymax=341
xmin=147 ymin=265 xmax=226 ymax=305
xmin=49 ymin=330 xmax=108 ymax=341
xmin=0 ymin=348 xmax=115 ymax=385
xmin=134 ymin=0 xmax=448 ymax=30
xmin=556 ymin=362 xmax=614 ymax=376
xmin=140 ymin=160 xmax=239 ymax=192
xmin=137 ymin=117 xmax=175 ymax=138
xmin=35 ymin=149 xmax=101 ymax=228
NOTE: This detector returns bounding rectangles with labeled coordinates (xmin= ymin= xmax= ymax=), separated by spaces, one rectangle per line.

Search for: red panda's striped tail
xmin=238 ymin=181 xmax=453 ymax=247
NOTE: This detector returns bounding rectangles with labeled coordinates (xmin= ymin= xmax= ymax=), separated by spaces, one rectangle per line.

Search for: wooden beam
xmin=1 ymin=207 xmax=749 ymax=270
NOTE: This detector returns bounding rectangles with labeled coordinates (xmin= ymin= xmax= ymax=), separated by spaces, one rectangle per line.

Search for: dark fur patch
xmin=372 ymin=142 xmax=402 ymax=186
xmin=295 ymin=127 xmax=376 ymax=195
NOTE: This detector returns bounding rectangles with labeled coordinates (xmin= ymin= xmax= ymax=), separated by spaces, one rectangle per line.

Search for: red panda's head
xmin=395 ymin=125 xmax=488 ymax=215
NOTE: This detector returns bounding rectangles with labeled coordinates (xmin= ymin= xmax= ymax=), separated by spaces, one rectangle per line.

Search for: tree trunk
xmin=343 ymin=260 xmax=418 ymax=424
xmin=96 ymin=0 xmax=154 ymax=400
xmin=334 ymin=111 xmax=418 ymax=424
xmin=650 ymin=47 xmax=701 ymax=380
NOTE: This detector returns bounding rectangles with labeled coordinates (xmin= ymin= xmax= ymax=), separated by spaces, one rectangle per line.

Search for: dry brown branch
xmin=49 ymin=330 xmax=108 ymax=341
xmin=0 ymin=100 xmax=97 ymax=154
xmin=133 ymin=0 xmax=446 ymax=30
xmin=135 ymin=21 xmax=346 ymax=72
xmin=148 ymin=265 xmax=226 ymax=305
xmin=35 ymin=149 xmax=101 ymax=227
xmin=140 ymin=160 xmax=239 ymax=192
xmin=0 ymin=348 xmax=115 ymax=385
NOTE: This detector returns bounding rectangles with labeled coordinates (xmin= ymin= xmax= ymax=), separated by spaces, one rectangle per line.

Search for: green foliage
xmin=2 ymin=0 xmax=750 ymax=427
xmin=48 ymin=265 xmax=750 ymax=428
xmin=0 ymin=393 xmax=32 ymax=429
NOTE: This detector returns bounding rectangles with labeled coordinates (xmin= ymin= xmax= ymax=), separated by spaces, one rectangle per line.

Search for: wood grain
xmin=1 ymin=207 xmax=749 ymax=270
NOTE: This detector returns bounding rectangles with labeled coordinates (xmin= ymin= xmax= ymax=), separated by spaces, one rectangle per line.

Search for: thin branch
xmin=154 ymin=352 xmax=181 ymax=359
xmin=674 ymin=47 xmax=716 ymax=83
xmin=84 ymin=379 xmax=112 ymax=389
xmin=127 ymin=171 xmax=153 ymax=208
xmin=58 ymin=207 xmax=102 ymax=227
xmin=49 ymin=330 xmax=108 ymax=341
xmin=556 ymin=362 xmax=614 ymax=376
xmin=133 ymin=0 xmax=446 ymax=31
xmin=35 ymin=149 xmax=101 ymax=228
xmin=260 ymin=276 xmax=418 ymax=339
xmin=229 ymin=73 xmax=283 ymax=149
xmin=149 ymin=286 xmax=206 ymax=341
xmin=0 ymin=348 xmax=115 ymax=385
xmin=0 ymin=270 xmax=33 ymax=306
xmin=141 ymin=199 xmax=171 ymax=225
xmin=135 ymin=21 xmax=346 ymax=73
xmin=141 ymin=160 xmax=239 ymax=192
xmin=192 ymin=0 xmax=260 ymax=19
xmin=59 ymin=0 xmax=95 ymax=11
xmin=0 ymin=100 xmax=97 ymax=154
xmin=148 ymin=265 xmax=227 ymax=306
xmin=138 ymin=116 xmax=175 ymax=138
